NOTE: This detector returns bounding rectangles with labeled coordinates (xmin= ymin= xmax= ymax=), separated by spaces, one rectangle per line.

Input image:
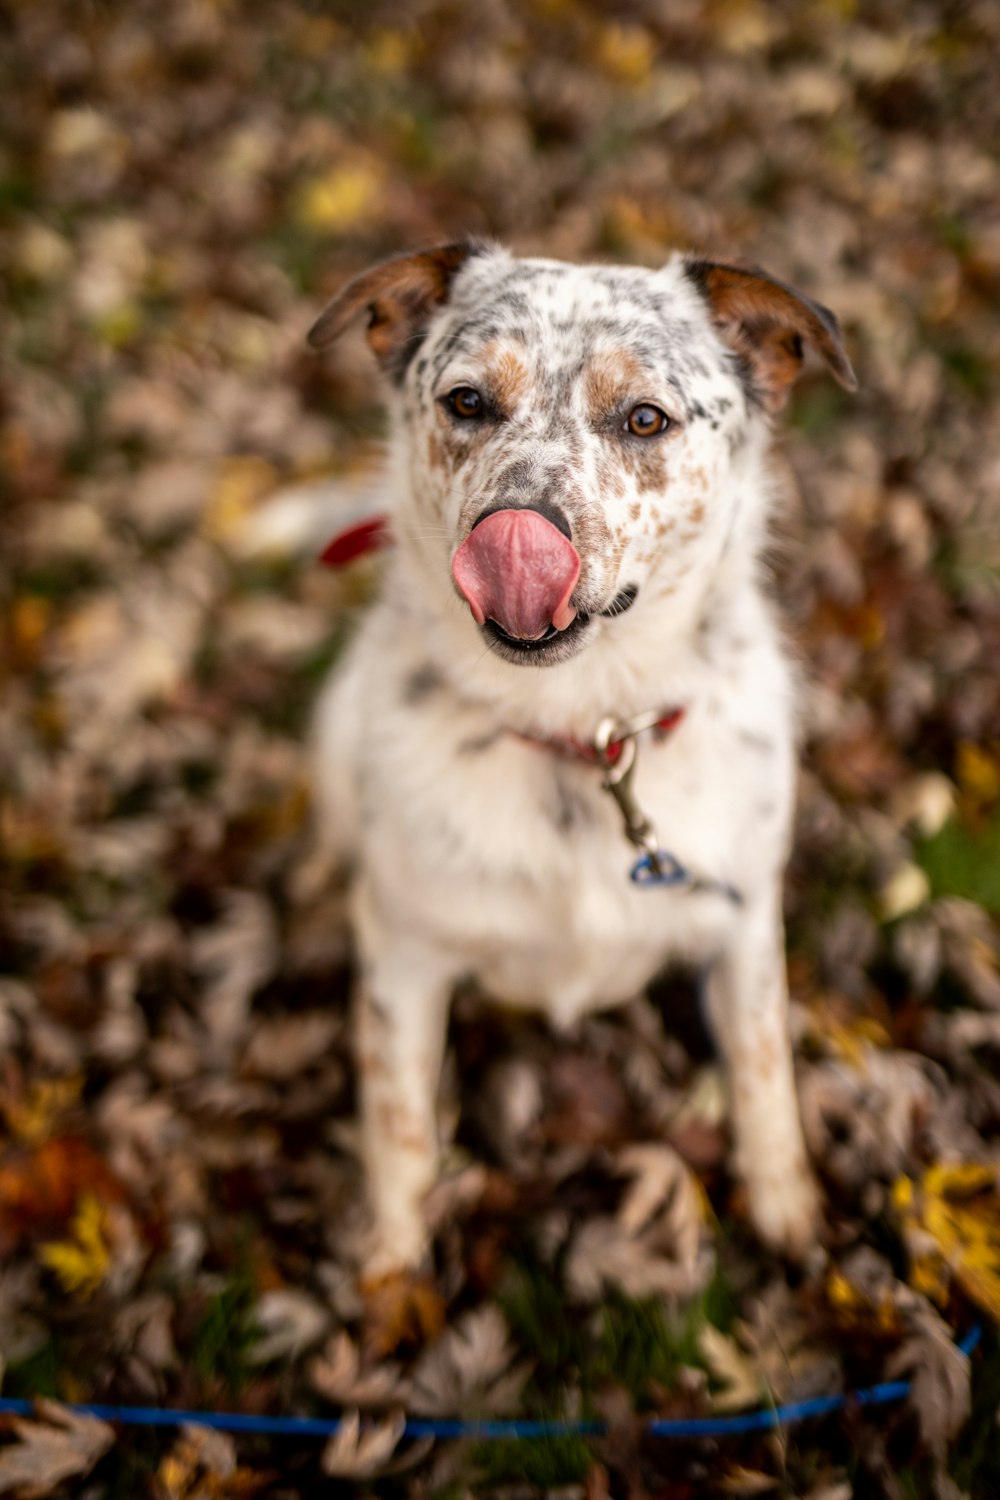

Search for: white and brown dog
xmin=308 ymin=242 xmax=855 ymax=1274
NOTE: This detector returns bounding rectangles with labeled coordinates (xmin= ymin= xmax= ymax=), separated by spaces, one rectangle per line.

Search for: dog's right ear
xmin=307 ymin=242 xmax=480 ymax=382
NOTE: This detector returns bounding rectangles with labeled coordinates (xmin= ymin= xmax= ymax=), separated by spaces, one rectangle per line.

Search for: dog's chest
xmin=360 ymin=679 xmax=788 ymax=1025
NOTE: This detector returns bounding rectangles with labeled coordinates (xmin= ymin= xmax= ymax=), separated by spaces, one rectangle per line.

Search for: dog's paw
xmin=745 ymin=1162 xmax=823 ymax=1264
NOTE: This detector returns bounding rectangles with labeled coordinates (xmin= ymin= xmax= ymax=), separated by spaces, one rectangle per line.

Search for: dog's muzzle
xmin=451 ymin=507 xmax=581 ymax=641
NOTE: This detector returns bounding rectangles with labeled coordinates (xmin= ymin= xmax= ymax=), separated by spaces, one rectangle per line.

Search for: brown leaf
xmin=0 ymin=1401 xmax=114 ymax=1499
xmin=359 ymin=1271 xmax=445 ymax=1360
xmin=0 ymin=1138 xmax=126 ymax=1253
xmin=409 ymin=1305 xmax=532 ymax=1417
xmin=320 ymin=1408 xmax=406 ymax=1480
xmin=887 ymin=1300 xmax=972 ymax=1462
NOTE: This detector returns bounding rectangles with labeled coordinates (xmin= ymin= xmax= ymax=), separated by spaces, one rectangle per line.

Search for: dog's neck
xmin=388 ymin=532 xmax=770 ymax=742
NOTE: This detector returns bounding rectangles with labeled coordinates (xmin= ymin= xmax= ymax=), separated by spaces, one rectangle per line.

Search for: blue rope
xmin=0 ymin=1326 xmax=981 ymax=1442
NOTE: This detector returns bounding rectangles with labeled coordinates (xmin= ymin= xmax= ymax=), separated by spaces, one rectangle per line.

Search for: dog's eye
xmin=447 ymin=387 xmax=484 ymax=419
xmin=625 ymin=404 xmax=670 ymax=437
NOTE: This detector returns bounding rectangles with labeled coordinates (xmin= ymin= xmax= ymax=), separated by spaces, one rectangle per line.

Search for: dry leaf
xmin=892 ymin=1163 xmax=1000 ymax=1322
xmin=359 ymin=1271 xmax=446 ymax=1359
xmin=320 ymin=1408 xmax=406 ymax=1479
xmin=38 ymin=1193 xmax=111 ymax=1298
xmin=0 ymin=1401 xmax=114 ymax=1499
xmin=565 ymin=1144 xmax=713 ymax=1302
xmin=887 ymin=1300 xmax=972 ymax=1461
xmin=246 ymin=1288 xmax=329 ymax=1364
xmin=409 ymin=1305 xmax=532 ymax=1418
xmin=156 ymin=1423 xmax=269 ymax=1498
xmin=309 ymin=1330 xmax=411 ymax=1409
xmin=698 ymin=1324 xmax=764 ymax=1412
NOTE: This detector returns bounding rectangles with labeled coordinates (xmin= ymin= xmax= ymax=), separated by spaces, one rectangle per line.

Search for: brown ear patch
xmin=307 ymin=241 xmax=482 ymax=382
xmin=685 ymin=259 xmax=857 ymax=412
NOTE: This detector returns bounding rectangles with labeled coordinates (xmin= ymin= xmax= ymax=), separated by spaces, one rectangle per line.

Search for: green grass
xmin=475 ymin=1251 xmax=739 ymax=1487
xmin=951 ymin=1327 xmax=1000 ymax=1498
xmin=191 ymin=1274 xmax=261 ymax=1394
xmin=916 ymin=807 xmax=1000 ymax=913
xmin=3 ymin=1338 xmax=65 ymax=1400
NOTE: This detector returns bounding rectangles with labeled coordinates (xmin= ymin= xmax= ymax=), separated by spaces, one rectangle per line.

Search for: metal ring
xmin=630 ymin=851 xmax=690 ymax=886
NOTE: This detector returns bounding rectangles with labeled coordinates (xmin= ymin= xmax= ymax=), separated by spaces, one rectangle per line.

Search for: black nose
xmin=470 ymin=500 xmax=572 ymax=541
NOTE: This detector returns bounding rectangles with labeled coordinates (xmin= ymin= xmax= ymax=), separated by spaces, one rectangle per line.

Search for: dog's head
xmin=309 ymin=243 xmax=855 ymax=667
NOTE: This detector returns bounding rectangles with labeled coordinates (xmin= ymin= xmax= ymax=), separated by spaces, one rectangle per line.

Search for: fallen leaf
xmin=718 ymin=1463 xmax=779 ymax=1494
xmin=887 ymin=1299 xmax=972 ymax=1461
xmin=156 ymin=1423 xmax=270 ymax=1498
xmin=0 ymin=1137 xmax=126 ymax=1252
xmin=309 ymin=1329 xmax=411 ymax=1409
xmin=698 ymin=1324 xmax=764 ymax=1412
xmin=320 ymin=1408 xmax=406 ymax=1479
xmin=359 ymin=1271 xmax=445 ymax=1359
xmin=246 ymin=1288 xmax=330 ymax=1365
xmin=0 ymin=1401 xmax=114 ymax=1499
xmin=409 ymin=1304 xmax=532 ymax=1418
xmin=892 ymin=1163 xmax=1000 ymax=1322
xmin=565 ymin=1144 xmax=714 ymax=1303
xmin=38 ymin=1193 xmax=111 ymax=1299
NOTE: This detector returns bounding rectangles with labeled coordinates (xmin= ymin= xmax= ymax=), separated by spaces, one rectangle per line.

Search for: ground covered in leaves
xmin=2 ymin=1 xmax=1000 ymax=1496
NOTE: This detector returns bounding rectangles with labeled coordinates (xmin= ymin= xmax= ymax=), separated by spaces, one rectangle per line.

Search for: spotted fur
xmin=310 ymin=243 xmax=855 ymax=1272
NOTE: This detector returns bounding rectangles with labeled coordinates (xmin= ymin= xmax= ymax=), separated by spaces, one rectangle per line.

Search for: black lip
xmin=470 ymin=500 xmax=573 ymax=541
xmin=480 ymin=584 xmax=638 ymax=665
xmin=483 ymin=611 xmax=592 ymax=663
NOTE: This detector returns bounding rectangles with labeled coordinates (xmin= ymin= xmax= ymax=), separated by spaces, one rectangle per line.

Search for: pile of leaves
xmin=2 ymin=1 xmax=999 ymax=1495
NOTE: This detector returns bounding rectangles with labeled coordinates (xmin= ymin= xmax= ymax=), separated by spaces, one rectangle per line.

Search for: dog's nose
xmin=453 ymin=507 xmax=580 ymax=639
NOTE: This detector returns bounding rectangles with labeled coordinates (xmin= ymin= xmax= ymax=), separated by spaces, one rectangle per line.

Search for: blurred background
xmin=1 ymin=2 xmax=999 ymax=1496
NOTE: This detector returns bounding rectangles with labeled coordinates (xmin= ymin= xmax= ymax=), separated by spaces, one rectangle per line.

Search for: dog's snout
xmin=470 ymin=499 xmax=572 ymax=541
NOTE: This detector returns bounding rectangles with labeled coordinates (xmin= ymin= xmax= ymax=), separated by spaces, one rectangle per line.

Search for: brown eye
xmin=626 ymin=404 xmax=669 ymax=437
xmin=448 ymin=387 xmax=484 ymax=419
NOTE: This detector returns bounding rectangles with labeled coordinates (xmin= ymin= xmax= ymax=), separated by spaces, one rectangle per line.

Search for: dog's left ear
xmin=307 ymin=241 xmax=480 ymax=382
xmin=685 ymin=259 xmax=857 ymax=412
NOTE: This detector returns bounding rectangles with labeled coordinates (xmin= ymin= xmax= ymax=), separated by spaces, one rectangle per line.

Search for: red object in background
xmin=319 ymin=514 xmax=394 ymax=567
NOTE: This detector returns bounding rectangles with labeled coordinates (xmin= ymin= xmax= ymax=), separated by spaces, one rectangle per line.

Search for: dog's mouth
xmin=452 ymin=507 xmax=638 ymax=665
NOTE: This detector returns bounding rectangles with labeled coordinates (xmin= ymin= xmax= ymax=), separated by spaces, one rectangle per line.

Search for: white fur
xmin=312 ymin=248 xmax=824 ymax=1272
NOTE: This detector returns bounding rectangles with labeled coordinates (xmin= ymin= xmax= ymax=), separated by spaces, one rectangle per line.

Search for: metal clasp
xmin=593 ymin=716 xmax=680 ymax=882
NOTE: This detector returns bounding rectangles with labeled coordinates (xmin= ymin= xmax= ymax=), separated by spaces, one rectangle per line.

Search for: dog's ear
xmin=685 ymin=259 xmax=857 ymax=412
xmin=307 ymin=242 xmax=480 ymax=382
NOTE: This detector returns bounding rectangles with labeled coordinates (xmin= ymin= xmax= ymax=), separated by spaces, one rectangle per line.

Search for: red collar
xmin=512 ymin=707 xmax=685 ymax=766
xmin=319 ymin=518 xmax=684 ymax=764
xmin=319 ymin=514 xmax=393 ymax=567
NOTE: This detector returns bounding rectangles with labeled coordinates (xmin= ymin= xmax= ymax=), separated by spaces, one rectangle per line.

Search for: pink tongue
xmin=452 ymin=509 xmax=580 ymax=640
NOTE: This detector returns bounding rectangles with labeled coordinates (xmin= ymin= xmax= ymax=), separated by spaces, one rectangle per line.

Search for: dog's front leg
xmin=704 ymin=886 xmax=820 ymax=1260
xmin=354 ymin=887 xmax=454 ymax=1275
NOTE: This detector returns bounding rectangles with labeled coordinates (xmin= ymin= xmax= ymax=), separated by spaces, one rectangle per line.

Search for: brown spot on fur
xmin=479 ymin=341 xmax=530 ymax=413
xmin=619 ymin=426 xmax=671 ymax=496
xmin=629 ymin=501 xmax=641 ymax=520
xmin=584 ymin=348 xmax=649 ymax=423
xmin=426 ymin=429 xmax=446 ymax=472
xmin=594 ymin=453 xmax=627 ymax=501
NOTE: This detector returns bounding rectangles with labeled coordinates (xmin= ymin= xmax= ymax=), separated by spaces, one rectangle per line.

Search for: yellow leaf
xmin=203 ymin=456 xmax=279 ymax=542
xmin=3 ymin=1075 xmax=83 ymax=1145
xmin=366 ymin=28 xmax=415 ymax=76
xmin=39 ymin=1193 xmax=111 ymax=1298
xmin=893 ymin=1164 xmax=1000 ymax=1324
xmin=593 ymin=23 xmax=656 ymax=84
xmin=296 ymin=164 xmax=381 ymax=234
xmin=956 ymin=742 xmax=1000 ymax=807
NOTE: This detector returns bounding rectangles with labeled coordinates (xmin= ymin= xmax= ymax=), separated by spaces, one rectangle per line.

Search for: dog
xmin=307 ymin=241 xmax=856 ymax=1275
